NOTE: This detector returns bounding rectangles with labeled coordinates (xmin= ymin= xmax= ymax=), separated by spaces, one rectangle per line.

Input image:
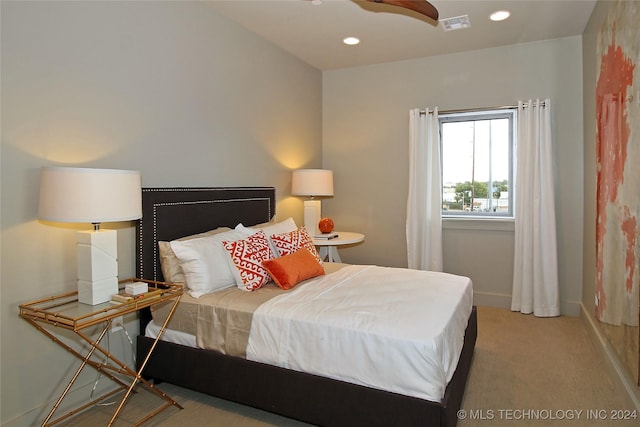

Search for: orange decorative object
xmin=318 ymin=217 xmax=335 ymax=233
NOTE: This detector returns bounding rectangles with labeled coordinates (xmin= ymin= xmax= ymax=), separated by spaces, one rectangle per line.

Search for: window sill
xmin=443 ymin=217 xmax=515 ymax=232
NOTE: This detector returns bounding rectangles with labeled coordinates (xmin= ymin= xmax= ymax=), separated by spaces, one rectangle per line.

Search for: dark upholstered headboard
xmin=135 ymin=187 xmax=276 ymax=283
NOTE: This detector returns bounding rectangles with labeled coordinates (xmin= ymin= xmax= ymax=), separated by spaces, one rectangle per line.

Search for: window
xmin=440 ymin=109 xmax=515 ymax=218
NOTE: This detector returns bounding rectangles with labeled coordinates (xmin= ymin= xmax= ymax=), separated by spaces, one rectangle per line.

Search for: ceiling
xmin=207 ymin=0 xmax=597 ymax=70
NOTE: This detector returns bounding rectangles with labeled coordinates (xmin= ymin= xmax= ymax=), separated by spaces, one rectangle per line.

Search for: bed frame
xmin=135 ymin=187 xmax=477 ymax=427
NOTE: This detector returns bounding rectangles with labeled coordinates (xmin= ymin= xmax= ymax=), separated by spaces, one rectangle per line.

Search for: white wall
xmin=0 ymin=2 xmax=322 ymax=425
xmin=322 ymin=37 xmax=584 ymax=315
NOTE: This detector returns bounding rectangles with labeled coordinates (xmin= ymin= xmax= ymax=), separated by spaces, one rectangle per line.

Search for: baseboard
xmin=473 ymin=292 xmax=511 ymax=309
xmin=474 ymin=292 xmax=580 ymax=316
xmin=2 ymin=380 xmax=123 ymax=427
xmin=580 ymin=303 xmax=640 ymax=411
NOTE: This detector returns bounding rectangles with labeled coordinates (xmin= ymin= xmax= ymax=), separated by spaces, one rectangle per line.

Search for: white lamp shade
xmin=291 ymin=169 xmax=334 ymax=197
xmin=38 ymin=167 xmax=142 ymax=223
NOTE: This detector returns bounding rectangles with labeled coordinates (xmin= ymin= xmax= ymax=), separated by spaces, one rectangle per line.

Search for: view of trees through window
xmin=440 ymin=110 xmax=515 ymax=217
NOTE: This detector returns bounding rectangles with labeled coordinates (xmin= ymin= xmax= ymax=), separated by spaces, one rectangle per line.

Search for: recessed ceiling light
xmin=343 ymin=37 xmax=360 ymax=46
xmin=490 ymin=10 xmax=510 ymax=21
xmin=311 ymin=0 xmax=322 ymax=5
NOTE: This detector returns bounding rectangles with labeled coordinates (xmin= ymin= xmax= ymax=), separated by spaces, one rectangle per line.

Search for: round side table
xmin=313 ymin=231 xmax=365 ymax=262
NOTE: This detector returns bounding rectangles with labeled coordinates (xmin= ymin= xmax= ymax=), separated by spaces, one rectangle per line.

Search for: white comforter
xmin=246 ymin=265 xmax=473 ymax=402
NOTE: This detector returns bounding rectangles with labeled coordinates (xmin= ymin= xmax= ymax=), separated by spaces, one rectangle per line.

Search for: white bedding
xmin=146 ymin=321 xmax=197 ymax=348
xmin=246 ymin=264 xmax=473 ymax=402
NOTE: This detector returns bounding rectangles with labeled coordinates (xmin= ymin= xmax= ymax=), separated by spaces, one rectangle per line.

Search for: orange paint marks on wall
xmin=621 ymin=207 xmax=637 ymax=294
xmin=594 ymin=29 xmax=636 ymax=321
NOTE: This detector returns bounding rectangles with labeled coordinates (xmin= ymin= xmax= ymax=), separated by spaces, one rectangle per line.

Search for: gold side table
xmin=19 ymin=279 xmax=183 ymax=426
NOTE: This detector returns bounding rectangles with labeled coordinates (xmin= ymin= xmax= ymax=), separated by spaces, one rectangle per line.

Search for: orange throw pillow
xmin=262 ymin=247 xmax=325 ymax=290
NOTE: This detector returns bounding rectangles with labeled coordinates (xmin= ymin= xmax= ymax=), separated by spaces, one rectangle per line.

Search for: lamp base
xmin=77 ymin=229 xmax=119 ymax=305
xmin=303 ymin=199 xmax=321 ymax=236
xmin=78 ymin=278 xmax=119 ymax=305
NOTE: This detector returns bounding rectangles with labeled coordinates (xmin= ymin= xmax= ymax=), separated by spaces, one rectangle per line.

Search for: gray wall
xmin=322 ymin=37 xmax=585 ymax=315
xmin=0 ymin=2 xmax=322 ymax=425
xmin=1 ymin=1 xmax=609 ymax=425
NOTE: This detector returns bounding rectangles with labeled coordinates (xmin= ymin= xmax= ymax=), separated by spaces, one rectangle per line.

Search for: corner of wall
xmin=580 ymin=303 xmax=640 ymax=411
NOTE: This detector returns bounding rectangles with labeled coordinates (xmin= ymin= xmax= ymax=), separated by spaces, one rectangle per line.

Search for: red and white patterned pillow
xmin=223 ymin=230 xmax=274 ymax=291
xmin=270 ymin=227 xmax=323 ymax=265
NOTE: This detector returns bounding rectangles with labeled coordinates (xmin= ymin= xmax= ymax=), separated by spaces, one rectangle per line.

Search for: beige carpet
xmin=59 ymin=306 xmax=637 ymax=426
xmin=458 ymin=307 xmax=636 ymax=427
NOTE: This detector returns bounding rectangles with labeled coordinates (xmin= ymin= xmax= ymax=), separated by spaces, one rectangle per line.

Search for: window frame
xmin=439 ymin=108 xmax=516 ymax=219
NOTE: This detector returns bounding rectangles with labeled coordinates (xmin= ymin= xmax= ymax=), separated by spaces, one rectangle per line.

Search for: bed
xmin=135 ymin=187 xmax=477 ymax=427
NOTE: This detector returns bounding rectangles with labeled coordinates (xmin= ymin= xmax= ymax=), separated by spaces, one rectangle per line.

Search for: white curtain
xmin=511 ymin=99 xmax=559 ymax=317
xmin=406 ymin=108 xmax=442 ymax=272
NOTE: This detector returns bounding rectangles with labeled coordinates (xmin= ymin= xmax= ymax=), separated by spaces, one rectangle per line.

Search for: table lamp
xmin=291 ymin=169 xmax=333 ymax=236
xmin=38 ymin=167 xmax=142 ymax=305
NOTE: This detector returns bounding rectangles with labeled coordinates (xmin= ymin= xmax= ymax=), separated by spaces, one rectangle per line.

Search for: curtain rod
xmin=419 ymin=102 xmax=546 ymax=116
xmin=419 ymin=94 xmax=637 ymax=116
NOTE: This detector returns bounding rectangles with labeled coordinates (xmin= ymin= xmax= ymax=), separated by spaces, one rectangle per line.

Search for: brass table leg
xmin=107 ymin=296 xmax=184 ymax=426
xmin=24 ymin=295 xmax=183 ymax=427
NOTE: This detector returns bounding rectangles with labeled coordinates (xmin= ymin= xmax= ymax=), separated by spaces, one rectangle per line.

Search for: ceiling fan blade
xmin=366 ymin=0 xmax=439 ymax=21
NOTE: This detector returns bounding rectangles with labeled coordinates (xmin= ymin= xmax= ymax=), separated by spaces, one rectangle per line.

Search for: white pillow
xmin=170 ymin=228 xmax=252 ymax=298
xmin=158 ymin=227 xmax=233 ymax=284
xmin=236 ymin=217 xmax=297 ymax=256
